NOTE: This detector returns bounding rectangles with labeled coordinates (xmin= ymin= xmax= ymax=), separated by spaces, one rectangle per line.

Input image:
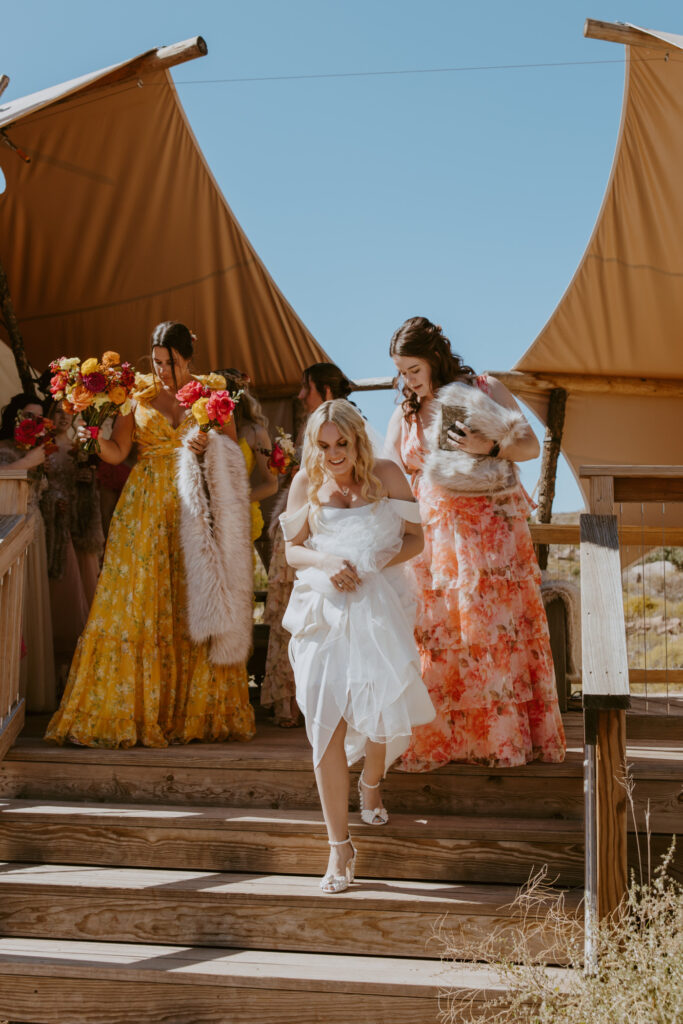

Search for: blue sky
xmin=3 ymin=0 xmax=682 ymax=509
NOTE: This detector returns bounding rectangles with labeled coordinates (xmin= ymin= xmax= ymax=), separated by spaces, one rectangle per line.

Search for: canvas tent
xmin=507 ymin=21 xmax=683 ymax=512
xmin=0 ymin=38 xmax=329 ymax=398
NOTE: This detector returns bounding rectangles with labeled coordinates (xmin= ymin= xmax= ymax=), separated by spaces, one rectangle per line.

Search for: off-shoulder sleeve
xmin=389 ymin=498 xmax=421 ymax=524
xmin=279 ymin=502 xmax=309 ymax=541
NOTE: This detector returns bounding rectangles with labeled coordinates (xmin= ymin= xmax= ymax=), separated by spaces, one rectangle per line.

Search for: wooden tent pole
xmin=536 ymin=387 xmax=567 ymax=570
xmin=0 ymin=256 xmax=36 ymax=395
xmin=584 ymin=19 xmax=674 ymax=50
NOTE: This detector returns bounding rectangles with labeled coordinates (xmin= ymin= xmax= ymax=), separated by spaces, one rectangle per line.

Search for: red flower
xmin=268 ymin=442 xmax=287 ymax=472
xmin=82 ymin=372 xmax=107 ymax=393
xmin=14 ymin=418 xmax=42 ymax=448
xmin=118 ymin=363 xmax=135 ymax=388
xmin=206 ymin=390 xmax=235 ymax=425
xmin=176 ymin=379 xmax=209 ymax=408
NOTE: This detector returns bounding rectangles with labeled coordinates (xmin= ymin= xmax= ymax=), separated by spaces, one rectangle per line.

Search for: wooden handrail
xmin=529 ymin=522 xmax=683 ymax=545
xmin=0 ymin=511 xmax=30 ymax=761
xmin=352 ymin=371 xmax=683 ymax=397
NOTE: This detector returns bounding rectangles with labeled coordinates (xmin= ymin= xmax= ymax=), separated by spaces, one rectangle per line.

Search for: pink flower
xmin=206 ymin=390 xmax=235 ymax=425
xmin=176 ymin=380 xmax=209 ymax=408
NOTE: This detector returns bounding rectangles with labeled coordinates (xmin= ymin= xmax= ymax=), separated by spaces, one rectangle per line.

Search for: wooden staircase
xmin=0 ymin=713 xmax=679 ymax=1023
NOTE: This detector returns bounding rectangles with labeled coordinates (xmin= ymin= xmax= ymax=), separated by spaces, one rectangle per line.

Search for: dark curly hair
xmin=389 ymin=316 xmax=475 ymax=421
xmin=0 ymin=392 xmax=45 ymax=440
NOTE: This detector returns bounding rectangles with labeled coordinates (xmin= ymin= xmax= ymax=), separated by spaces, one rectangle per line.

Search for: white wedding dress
xmin=280 ymin=498 xmax=435 ymax=771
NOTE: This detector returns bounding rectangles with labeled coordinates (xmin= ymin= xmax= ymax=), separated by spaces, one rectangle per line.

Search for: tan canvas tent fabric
xmin=0 ymin=42 xmax=329 ymax=397
xmin=512 ymin=23 xmax=683 ymax=510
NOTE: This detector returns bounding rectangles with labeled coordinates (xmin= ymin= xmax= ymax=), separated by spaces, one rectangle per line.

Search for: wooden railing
xmin=0 ymin=471 xmax=32 ymax=760
xmin=579 ymin=465 xmax=683 ymax=958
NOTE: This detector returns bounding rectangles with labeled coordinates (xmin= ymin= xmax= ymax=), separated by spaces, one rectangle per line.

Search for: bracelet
xmin=488 ymin=440 xmax=501 ymax=458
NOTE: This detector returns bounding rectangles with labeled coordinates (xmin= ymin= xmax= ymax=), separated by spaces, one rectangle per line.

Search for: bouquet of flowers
xmin=13 ymin=411 xmax=57 ymax=454
xmin=49 ymin=351 xmax=136 ymax=453
xmin=176 ymin=375 xmax=242 ymax=433
xmin=263 ymin=427 xmax=299 ymax=476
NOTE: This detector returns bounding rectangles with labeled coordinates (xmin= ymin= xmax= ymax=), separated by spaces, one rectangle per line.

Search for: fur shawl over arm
xmin=176 ymin=429 xmax=253 ymax=665
xmin=424 ymin=380 xmax=529 ymax=496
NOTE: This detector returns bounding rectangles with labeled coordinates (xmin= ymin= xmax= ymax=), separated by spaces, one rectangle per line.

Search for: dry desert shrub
xmin=438 ymin=844 xmax=683 ymax=1024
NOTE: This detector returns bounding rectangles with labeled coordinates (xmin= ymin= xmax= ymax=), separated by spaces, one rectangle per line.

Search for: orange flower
xmin=107 ymin=386 xmax=126 ymax=405
xmin=102 ymin=351 xmax=121 ymax=368
xmin=70 ymin=383 xmax=95 ymax=412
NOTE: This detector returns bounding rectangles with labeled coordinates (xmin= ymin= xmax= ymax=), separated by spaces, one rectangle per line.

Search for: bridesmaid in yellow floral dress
xmin=45 ymin=322 xmax=255 ymax=748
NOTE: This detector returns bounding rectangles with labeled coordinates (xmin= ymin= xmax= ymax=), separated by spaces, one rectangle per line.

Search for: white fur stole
xmin=424 ymin=381 xmax=528 ymax=495
xmin=176 ymin=429 xmax=253 ymax=665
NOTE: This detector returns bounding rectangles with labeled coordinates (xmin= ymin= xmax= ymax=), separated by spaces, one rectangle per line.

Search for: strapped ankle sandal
xmin=320 ymin=835 xmax=358 ymax=894
xmin=358 ymin=770 xmax=389 ymax=825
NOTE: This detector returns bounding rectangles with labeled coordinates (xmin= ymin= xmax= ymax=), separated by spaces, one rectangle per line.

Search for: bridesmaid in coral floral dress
xmin=385 ymin=316 xmax=566 ymax=769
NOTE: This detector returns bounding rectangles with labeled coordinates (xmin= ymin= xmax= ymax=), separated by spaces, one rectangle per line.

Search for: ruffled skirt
xmin=399 ymin=482 xmax=566 ymax=770
xmin=283 ymin=504 xmax=434 ymax=771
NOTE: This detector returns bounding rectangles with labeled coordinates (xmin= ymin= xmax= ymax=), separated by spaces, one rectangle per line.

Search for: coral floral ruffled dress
xmin=398 ymin=384 xmax=566 ymax=770
xmin=45 ymin=375 xmax=255 ymax=748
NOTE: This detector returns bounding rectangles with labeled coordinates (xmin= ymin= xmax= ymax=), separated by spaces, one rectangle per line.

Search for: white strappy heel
xmin=358 ymin=770 xmax=389 ymax=825
xmin=320 ymin=835 xmax=357 ymax=894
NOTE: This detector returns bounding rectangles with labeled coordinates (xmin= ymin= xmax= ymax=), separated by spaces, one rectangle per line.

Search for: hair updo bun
xmin=389 ymin=316 xmax=475 ymax=420
xmin=151 ymin=321 xmax=195 ymax=361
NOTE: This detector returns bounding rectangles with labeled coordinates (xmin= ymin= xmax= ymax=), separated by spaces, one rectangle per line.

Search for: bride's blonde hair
xmin=303 ymin=400 xmax=384 ymax=514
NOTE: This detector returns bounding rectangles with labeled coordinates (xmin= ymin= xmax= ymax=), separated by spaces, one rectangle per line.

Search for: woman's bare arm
xmin=78 ymin=410 xmax=135 ymax=465
xmin=375 ymin=459 xmax=424 ymax=565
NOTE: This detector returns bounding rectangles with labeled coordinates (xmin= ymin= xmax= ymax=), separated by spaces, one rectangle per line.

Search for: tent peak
xmin=584 ymin=18 xmax=683 ymax=51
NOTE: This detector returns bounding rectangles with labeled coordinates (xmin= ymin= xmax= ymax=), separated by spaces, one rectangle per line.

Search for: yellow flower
xmin=107 ymin=387 xmax=126 ymax=405
xmin=81 ymin=358 xmax=100 ymax=375
xmin=192 ymin=397 xmax=210 ymax=425
xmin=119 ymin=399 xmax=132 ymax=417
xmin=101 ymin=351 xmax=121 ymax=368
xmin=203 ymin=373 xmax=226 ymax=391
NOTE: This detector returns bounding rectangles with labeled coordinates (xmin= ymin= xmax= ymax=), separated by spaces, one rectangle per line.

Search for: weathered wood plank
xmin=0 ymin=976 xmax=440 ymax=1024
xmin=596 ymin=709 xmax=628 ymax=919
xmin=584 ymin=18 xmax=672 ymax=49
xmin=0 ymin=699 xmax=24 ymax=762
xmin=579 ymin=465 xmax=683 ymax=478
xmin=0 ymin=866 xmax=580 ymax=962
xmin=0 ymin=801 xmax=586 ymax=884
xmin=580 ymin=515 xmax=630 ymax=703
xmin=529 ymin=523 xmax=683 ymax=546
xmin=0 ymin=759 xmax=585 ymax=819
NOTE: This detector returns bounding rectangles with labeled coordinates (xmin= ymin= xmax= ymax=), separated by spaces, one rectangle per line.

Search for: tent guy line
xmin=174 ymin=53 xmax=671 ymax=86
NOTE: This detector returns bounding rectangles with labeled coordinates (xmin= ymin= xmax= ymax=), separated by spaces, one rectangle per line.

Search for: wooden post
xmin=0 ymin=256 xmax=36 ymax=395
xmin=536 ymin=387 xmax=567 ymax=570
xmin=580 ymin=474 xmax=630 ymax=940
xmin=596 ymin=708 xmax=628 ymax=919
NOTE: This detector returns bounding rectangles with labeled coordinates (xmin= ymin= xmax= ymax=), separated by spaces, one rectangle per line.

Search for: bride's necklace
xmin=340 ymin=485 xmax=350 ymax=497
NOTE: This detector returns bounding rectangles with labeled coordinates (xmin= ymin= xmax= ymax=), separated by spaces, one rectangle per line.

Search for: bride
xmin=281 ymin=400 xmax=434 ymax=893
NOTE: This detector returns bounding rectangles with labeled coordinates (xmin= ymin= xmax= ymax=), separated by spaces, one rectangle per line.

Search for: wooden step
xmin=2 ymin=724 xmax=586 ymax=819
xmin=0 ymin=863 xmax=581 ymax=962
xmin=5 ymin=720 xmax=680 ymax=829
xmin=0 ymin=937 xmax=571 ymax=1024
xmin=0 ymin=799 xmax=586 ymax=885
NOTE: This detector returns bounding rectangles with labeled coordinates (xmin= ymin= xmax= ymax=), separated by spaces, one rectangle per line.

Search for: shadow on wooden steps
xmin=0 ymin=799 xmax=586 ymax=886
xmin=0 ymin=863 xmax=582 ymax=963
xmin=0 ymin=938 xmax=573 ymax=1024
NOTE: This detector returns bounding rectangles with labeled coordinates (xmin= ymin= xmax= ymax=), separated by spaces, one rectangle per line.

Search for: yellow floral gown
xmin=239 ymin=438 xmax=265 ymax=543
xmin=45 ymin=378 xmax=256 ymax=748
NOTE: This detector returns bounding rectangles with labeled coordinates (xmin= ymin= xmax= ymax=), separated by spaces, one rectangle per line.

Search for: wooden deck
xmin=0 ymin=710 xmax=680 ymax=1022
